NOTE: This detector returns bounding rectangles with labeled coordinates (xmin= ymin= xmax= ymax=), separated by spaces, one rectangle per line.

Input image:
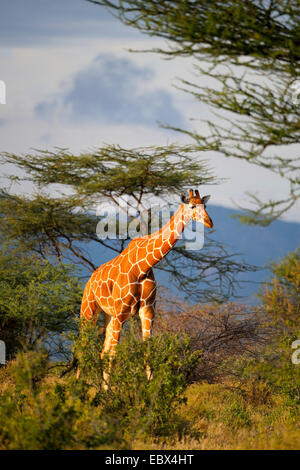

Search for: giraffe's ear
xmin=202 ymin=195 xmax=211 ymax=205
xmin=180 ymin=193 xmax=188 ymax=204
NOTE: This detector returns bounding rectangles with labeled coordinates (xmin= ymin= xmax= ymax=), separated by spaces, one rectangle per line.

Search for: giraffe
xmin=79 ymin=189 xmax=213 ymax=386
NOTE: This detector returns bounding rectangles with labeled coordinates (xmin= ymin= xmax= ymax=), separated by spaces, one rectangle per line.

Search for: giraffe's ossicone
xmin=79 ymin=189 xmax=213 ymax=385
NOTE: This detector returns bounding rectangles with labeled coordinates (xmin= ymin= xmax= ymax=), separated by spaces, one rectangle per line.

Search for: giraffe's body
xmin=79 ymin=189 xmax=213 ymax=383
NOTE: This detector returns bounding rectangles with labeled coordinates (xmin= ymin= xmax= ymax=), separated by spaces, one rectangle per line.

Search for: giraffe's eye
xmin=189 ymin=204 xmax=196 ymax=209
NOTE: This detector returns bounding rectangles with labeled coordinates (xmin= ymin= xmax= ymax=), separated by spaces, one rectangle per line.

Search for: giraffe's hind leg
xmin=139 ymin=306 xmax=155 ymax=341
xmin=139 ymin=270 xmax=156 ymax=340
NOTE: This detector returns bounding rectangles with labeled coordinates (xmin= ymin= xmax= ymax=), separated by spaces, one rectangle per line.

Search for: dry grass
xmin=132 ymin=382 xmax=300 ymax=450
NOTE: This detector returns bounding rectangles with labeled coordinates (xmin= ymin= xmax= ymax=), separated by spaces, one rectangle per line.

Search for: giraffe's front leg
xmin=139 ymin=305 xmax=155 ymax=380
xmin=101 ymin=315 xmax=123 ymax=390
xmin=139 ymin=270 xmax=156 ymax=380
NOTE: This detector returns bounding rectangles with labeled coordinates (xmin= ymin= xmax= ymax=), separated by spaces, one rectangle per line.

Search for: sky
xmin=0 ymin=0 xmax=299 ymax=221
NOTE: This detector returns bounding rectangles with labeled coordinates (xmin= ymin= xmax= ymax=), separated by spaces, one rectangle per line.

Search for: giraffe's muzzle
xmin=204 ymin=216 xmax=213 ymax=228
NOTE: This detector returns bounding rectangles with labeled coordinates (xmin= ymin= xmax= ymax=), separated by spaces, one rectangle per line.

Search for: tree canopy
xmin=89 ymin=0 xmax=300 ymax=224
xmin=0 ymin=145 xmax=254 ymax=302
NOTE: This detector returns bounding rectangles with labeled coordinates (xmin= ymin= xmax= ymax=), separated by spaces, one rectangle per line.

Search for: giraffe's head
xmin=181 ymin=189 xmax=213 ymax=228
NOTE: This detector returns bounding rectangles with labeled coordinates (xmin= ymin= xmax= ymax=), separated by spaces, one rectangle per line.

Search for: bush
xmin=226 ymin=341 xmax=300 ymax=407
xmin=259 ymin=250 xmax=300 ymax=336
xmin=75 ymin=319 xmax=201 ymax=442
xmin=221 ymin=250 xmax=300 ymax=406
xmin=154 ymin=297 xmax=266 ymax=382
xmin=0 ymin=352 xmax=119 ymax=450
xmin=0 ymin=248 xmax=82 ymax=360
xmin=0 ymin=321 xmax=201 ymax=449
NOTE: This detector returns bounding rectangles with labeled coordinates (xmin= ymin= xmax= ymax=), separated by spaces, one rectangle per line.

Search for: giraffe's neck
xmin=137 ymin=204 xmax=191 ymax=274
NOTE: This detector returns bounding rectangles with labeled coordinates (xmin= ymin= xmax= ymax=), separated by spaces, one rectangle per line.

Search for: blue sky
xmin=0 ymin=0 xmax=113 ymax=45
xmin=0 ymin=0 xmax=298 ymax=221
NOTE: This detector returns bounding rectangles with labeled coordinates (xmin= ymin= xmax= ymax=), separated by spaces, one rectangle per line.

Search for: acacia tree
xmin=89 ymin=0 xmax=300 ymax=225
xmin=0 ymin=247 xmax=82 ymax=359
xmin=259 ymin=249 xmax=300 ymax=336
xmin=0 ymin=145 xmax=254 ymax=302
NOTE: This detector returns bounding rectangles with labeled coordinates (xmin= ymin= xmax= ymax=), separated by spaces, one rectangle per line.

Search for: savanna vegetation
xmin=0 ymin=0 xmax=299 ymax=451
xmin=0 ymin=250 xmax=299 ymax=450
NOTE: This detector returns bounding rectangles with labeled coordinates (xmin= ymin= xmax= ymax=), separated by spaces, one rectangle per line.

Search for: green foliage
xmin=257 ymin=250 xmax=300 ymax=404
xmin=259 ymin=250 xmax=300 ymax=334
xmin=0 ymin=351 xmax=119 ymax=450
xmin=226 ymin=343 xmax=300 ymax=407
xmin=91 ymin=0 xmax=300 ymax=69
xmin=107 ymin=332 xmax=200 ymax=439
xmin=73 ymin=318 xmax=106 ymax=390
xmin=0 ymin=324 xmax=200 ymax=449
xmin=222 ymin=250 xmax=300 ymax=406
xmin=1 ymin=145 xmax=213 ymax=198
xmin=254 ymin=250 xmax=300 ymax=404
xmin=0 ymin=191 xmax=99 ymax=270
xmin=12 ymin=350 xmax=49 ymax=394
xmin=0 ymin=248 xmax=82 ymax=359
xmin=75 ymin=319 xmax=201 ymax=441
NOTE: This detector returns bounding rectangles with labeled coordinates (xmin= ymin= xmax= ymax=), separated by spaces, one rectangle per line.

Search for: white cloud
xmin=35 ymin=54 xmax=185 ymax=127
